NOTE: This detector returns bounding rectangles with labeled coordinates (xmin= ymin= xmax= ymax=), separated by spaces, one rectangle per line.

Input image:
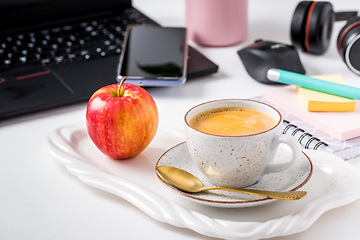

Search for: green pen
xmin=267 ymin=68 xmax=360 ymax=100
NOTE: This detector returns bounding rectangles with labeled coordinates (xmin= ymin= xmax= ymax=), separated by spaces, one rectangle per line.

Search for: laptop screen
xmin=0 ymin=0 xmax=132 ymax=33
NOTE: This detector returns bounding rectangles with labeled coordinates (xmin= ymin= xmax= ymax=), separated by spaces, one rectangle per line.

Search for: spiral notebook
xmin=254 ymin=95 xmax=360 ymax=160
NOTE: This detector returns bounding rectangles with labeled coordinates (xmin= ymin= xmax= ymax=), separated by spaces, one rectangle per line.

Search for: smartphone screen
xmin=117 ymin=25 xmax=188 ymax=87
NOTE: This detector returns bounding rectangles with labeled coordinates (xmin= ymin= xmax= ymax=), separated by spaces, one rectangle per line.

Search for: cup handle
xmin=263 ymin=134 xmax=302 ymax=175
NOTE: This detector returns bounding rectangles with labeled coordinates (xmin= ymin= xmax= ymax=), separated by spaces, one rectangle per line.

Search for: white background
xmin=1 ymin=0 xmax=360 ymax=239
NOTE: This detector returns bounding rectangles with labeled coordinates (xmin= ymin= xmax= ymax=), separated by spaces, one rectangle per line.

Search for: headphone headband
xmin=335 ymin=11 xmax=358 ymax=21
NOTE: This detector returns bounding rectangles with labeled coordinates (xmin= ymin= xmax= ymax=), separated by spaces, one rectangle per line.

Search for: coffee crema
xmin=189 ymin=107 xmax=277 ymax=136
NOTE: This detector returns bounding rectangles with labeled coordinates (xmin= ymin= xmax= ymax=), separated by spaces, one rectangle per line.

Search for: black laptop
xmin=0 ymin=0 xmax=218 ymax=120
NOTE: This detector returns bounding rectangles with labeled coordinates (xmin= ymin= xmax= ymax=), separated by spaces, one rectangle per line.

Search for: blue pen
xmin=267 ymin=68 xmax=360 ymax=100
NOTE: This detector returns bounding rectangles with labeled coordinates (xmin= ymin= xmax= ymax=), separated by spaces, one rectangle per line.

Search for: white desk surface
xmin=2 ymin=0 xmax=360 ymax=239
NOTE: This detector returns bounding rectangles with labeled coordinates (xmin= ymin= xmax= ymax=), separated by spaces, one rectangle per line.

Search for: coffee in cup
xmin=189 ymin=106 xmax=277 ymax=136
xmin=184 ymin=99 xmax=302 ymax=188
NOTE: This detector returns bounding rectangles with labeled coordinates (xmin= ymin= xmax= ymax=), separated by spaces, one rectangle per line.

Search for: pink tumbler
xmin=186 ymin=0 xmax=248 ymax=47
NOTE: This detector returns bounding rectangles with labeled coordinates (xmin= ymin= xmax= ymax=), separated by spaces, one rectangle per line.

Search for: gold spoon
xmin=156 ymin=165 xmax=307 ymax=200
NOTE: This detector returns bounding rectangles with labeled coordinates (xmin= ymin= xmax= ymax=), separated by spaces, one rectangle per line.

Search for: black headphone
xmin=291 ymin=1 xmax=360 ymax=75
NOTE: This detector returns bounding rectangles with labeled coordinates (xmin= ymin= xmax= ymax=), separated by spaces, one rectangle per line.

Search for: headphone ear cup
xmin=337 ymin=16 xmax=360 ymax=75
xmin=291 ymin=1 xmax=313 ymax=52
xmin=291 ymin=1 xmax=335 ymax=55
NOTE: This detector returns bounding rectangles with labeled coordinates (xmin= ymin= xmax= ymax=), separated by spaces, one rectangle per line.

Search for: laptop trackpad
xmin=0 ymin=68 xmax=74 ymax=116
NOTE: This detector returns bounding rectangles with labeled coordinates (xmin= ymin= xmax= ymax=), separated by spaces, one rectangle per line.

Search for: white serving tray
xmin=47 ymin=122 xmax=360 ymax=240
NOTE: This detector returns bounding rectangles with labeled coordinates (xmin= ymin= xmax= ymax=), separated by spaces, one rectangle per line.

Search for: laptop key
xmin=19 ymin=56 xmax=27 ymax=64
xmin=40 ymin=58 xmax=53 ymax=65
xmin=54 ymin=55 xmax=66 ymax=64
xmin=3 ymin=59 xmax=11 ymax=66
xmin=67 ymin=53 xmax=77 ymax=61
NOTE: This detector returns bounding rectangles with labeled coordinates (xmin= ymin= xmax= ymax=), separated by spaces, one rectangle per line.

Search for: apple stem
xmin=117 ymin=77 xmax=127 ymax=97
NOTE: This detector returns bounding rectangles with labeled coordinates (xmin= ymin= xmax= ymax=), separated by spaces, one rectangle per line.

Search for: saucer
xmin=156 ymin=141 xmax=313 ymax=208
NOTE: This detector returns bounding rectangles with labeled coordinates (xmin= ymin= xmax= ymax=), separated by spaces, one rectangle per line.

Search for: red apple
xmin=86 ymin=78 xmax=159 ymax=159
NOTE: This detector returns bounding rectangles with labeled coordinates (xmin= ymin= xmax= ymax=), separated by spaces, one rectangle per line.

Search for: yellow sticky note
xmin=296 ymin=74 xmax=355 ymax=112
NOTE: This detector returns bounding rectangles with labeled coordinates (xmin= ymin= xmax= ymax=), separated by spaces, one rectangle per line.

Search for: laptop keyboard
xmin=0 ymin=8 xmax=154 ymax=73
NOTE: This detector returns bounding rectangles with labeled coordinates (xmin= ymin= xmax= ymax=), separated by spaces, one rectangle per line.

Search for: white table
xmin=2 ymin=0 xmax=360 ymax=239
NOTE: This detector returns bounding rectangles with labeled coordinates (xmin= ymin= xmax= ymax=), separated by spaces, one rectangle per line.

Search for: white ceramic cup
xmin=184 ymin=99 xmax=302 ymax=188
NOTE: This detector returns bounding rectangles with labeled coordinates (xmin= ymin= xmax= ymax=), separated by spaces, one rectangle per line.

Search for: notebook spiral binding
xmin=282 ymin=120 xmax=330 ymax=151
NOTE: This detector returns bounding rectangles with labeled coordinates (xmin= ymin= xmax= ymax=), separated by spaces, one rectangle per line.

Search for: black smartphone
xmin=117 ymin=25 xmax=188 ymax=87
